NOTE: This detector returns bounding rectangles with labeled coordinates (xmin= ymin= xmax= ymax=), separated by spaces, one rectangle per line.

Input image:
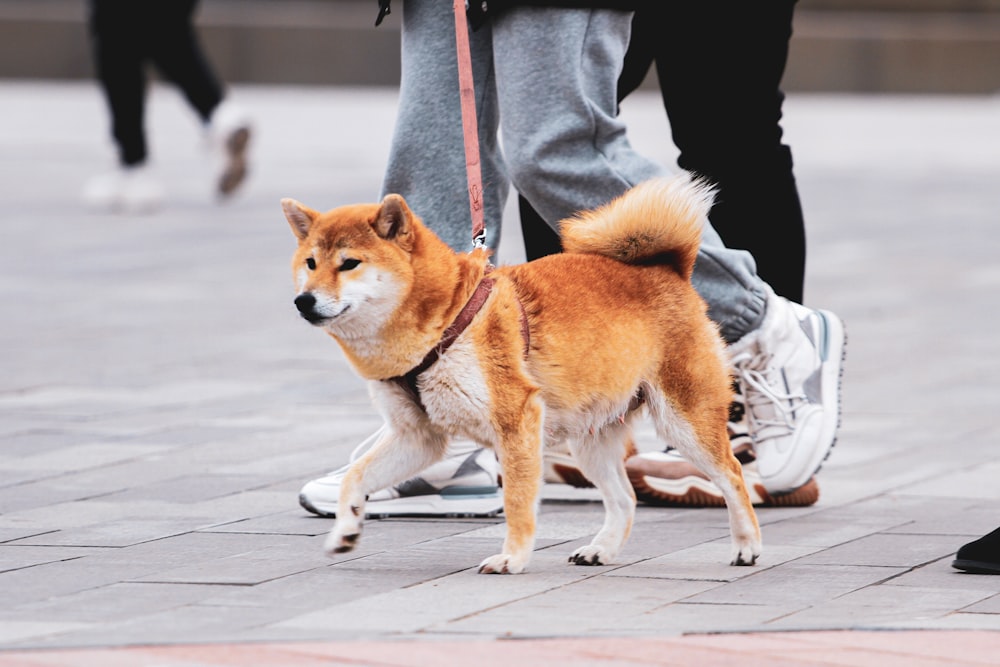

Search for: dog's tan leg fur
xmin=324 ymin=427 xmax=447 ymax=556
xmin=646 ymin=377 xmax=762 ymax=566
xmin=679 ymin=420 xmax=761 ymax=565
xmin=478 ymin=403 xmax=543 ymax=574
xmin=478 ymin=391 xmax=544 ymax=574
xmin=565 ymin=424 xmax=637 ymax=566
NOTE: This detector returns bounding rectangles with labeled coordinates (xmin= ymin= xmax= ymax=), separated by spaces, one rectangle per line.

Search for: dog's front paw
xmin=478 ymin=553 xmax=527 ymax=575
xmin=324 ymin=521 xmax=362 ymax=556
xmin=730 ymin=539 xmax=761 ymax=566
xmin=568 ymin=545 xmax=612 ymax=566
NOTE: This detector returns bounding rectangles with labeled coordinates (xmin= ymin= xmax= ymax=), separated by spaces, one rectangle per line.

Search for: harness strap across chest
xmin=388 ymin=277 xmax=529 ymax=410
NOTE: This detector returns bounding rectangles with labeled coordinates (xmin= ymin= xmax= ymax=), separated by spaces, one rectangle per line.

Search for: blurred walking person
xmin=82 ymin=0 xmax=252 ymax=213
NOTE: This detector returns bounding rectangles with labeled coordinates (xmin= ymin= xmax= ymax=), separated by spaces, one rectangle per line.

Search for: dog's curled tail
xmin=559 ymin=174 xmax=716 ymax=281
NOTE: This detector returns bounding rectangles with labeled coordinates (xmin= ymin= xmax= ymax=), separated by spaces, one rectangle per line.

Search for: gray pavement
xmin=1 ymin=81 xmax=1000 ymax=654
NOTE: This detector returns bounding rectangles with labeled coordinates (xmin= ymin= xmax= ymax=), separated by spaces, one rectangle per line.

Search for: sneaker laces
xmin=732 ymin=351 xmax=808 ymax=446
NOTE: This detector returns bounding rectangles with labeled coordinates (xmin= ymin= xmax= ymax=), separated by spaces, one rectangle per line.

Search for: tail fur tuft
xmin=559 ymin=174 xmax=716 ymax=280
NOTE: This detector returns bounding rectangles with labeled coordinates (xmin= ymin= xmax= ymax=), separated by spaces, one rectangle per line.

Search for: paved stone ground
xmin=1 ymin=82 xmax=999 ymax=664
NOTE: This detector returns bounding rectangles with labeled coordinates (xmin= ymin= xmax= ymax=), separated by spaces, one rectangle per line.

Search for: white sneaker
xmin=82 ymin=164 xmax=163 ymax=214
xmin=540 ymin=438 xmax=638 ymax=488
xmin=625 ymin=381 xmax=819 ymax=507
xmin=207 ymin=100 xmax=252 ymax=197
xmin=729 ymin=287 xmax=846 ymax=493
xmin=299 ymin=428 xmax=503 ymax=518
xmin=626 ymin=446 xmax=820 ymax=507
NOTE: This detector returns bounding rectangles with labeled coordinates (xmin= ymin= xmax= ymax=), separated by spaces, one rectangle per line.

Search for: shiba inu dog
xmin=283 ymin=174 xmax=761 ymax=574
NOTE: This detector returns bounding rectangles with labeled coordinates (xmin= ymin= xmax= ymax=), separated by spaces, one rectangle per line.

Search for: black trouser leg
xmin=89 ymin=0 xmax=148 ymax=166
xmin=520 ymin=2 xmax=806 ymax=303
xmin=145 ymin=0 xmax=224 ymax=122
xmin=648 ymin=1 xmax=806 ymax=303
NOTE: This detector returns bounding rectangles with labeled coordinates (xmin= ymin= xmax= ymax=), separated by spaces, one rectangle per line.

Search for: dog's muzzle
xmin=294 ymin=293 xmax=325 ymax=324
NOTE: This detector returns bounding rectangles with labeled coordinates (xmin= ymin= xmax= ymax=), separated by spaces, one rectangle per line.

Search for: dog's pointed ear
xmin=373 ymin=194 xmax=414 ymax=250
xmin=282 ymin=198 xmax=318 ymax=240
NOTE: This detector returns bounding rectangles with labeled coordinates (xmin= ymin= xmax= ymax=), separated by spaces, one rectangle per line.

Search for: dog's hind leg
xmin=325 ymin=426 xmax=447 ymax=556
xmin=647 ymin=391 xmax=762 ymax=566
xmin=565 ymin=422 xmax=637 ymax=566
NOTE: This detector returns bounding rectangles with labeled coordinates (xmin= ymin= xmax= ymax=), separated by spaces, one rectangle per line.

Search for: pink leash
xmin=451 ymin=0 xmax=487 ymax=249
xmin=385 ymin=3 xmax=530 ymax=407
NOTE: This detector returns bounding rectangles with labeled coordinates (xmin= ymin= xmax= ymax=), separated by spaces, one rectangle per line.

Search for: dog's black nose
xmin=294 ymin=293 xmax=317 ymax=317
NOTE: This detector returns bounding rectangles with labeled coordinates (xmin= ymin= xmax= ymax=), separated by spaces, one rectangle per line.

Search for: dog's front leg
xmin=478 ymin=397 xmax=543 ymax=574
xmin=325 ymin=427 xmax=446 ymax=556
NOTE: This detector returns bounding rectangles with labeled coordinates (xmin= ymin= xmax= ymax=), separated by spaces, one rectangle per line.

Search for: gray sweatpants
xmin=381 ymin=2 xmax=767 ymax=344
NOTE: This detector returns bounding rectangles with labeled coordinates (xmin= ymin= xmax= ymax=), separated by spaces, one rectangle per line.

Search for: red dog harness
xmin=386 ymin=4 xmax=530 ymax=410
xmin=388 ymin=276 xmax=529 ymax=410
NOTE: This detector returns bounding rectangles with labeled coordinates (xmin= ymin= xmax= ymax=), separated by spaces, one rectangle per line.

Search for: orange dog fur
xmin=282 ymin=174 xmax=761 ymax=574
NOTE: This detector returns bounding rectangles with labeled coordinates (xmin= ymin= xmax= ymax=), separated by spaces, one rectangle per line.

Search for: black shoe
xmin=952 ymin=526 xmax=1000 ymax=574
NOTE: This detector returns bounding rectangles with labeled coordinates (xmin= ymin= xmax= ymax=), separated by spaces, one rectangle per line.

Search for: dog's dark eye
xmin=340 ymin=258 xmax=361 ymax=272
xmin=306 ymin=257 xmax=316 ymax=270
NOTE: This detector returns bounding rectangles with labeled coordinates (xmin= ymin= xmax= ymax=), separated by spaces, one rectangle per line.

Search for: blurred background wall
xmin=0 ymin=0 xmax=998 ymax=93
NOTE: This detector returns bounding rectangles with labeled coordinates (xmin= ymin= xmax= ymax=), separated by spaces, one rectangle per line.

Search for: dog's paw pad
xmin=569 ymin=546 xmax=607 ymax=566
xmin=331 ymin=538 xmax=358 ymax=554
xmin=730 ymin=542 xmax=760 ymax=566
xmin=324 ymin=527 xmax=362 ymax=556
xmin=478 ymin=554 xmax=523 ymax=575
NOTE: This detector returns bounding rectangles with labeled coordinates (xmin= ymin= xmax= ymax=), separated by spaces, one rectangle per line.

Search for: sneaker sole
xmin=299 ymin=488 xmax=504 ymax=519
xmin=627 ymin=468 xmax=820 ymax=508
xmin=951 ymin=558 xmax=1000 ymax=575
